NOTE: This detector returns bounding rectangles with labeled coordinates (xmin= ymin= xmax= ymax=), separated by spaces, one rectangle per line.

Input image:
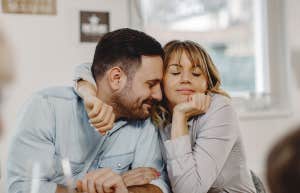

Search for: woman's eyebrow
xmin=168 ymin=63 xmax=182 ymax=67
xmin=193 ymin=64 xmax=202 ymax=68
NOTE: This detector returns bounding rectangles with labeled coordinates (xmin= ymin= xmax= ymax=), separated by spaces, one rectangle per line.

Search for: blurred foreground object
xmin=0 ymin=28 xmax=13 ymax=87
xmin=267 ymin=125 xmax=300 ymax=193
xmin=0 ymin=26 xmax=13 ymax=137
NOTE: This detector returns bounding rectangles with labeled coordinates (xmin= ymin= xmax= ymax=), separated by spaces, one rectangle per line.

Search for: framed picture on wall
xmin=2 ymin=0 xmax=56 ymax=15
xmin=80 ymin=11 xmax=110 ymax=43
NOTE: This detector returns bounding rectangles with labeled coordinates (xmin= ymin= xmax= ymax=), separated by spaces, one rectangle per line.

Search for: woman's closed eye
xmin=192 ymin=67 xmax=202 ymax=77
xmin=168 ymin=66 xmax=181 ymax=75
xmin=192 ymin=72 xmax=201 ymax=77
xmin=171 ymin=71 xmax=180 ymax=75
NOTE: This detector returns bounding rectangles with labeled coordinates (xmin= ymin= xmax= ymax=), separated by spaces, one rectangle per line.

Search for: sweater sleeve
xmin=73 ymin=63 xmax=97 ymax=90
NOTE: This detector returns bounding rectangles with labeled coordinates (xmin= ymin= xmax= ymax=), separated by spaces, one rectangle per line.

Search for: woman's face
xmin=163 ymin=51 xmax=208 ymax=109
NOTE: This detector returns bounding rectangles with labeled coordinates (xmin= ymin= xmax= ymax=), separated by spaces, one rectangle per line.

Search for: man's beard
xmin=111 ymin=83 xmax=153 ymax=120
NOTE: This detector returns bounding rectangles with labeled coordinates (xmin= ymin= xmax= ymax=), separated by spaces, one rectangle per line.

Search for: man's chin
xmin=139 ymin=112 xmax=150 ymax=119
xmin=135 ymin=110 xmax=150 ymax=120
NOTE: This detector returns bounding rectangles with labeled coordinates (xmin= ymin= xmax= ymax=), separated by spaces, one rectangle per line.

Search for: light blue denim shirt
xmin=6 ymin=87 xmax=170 ymax=193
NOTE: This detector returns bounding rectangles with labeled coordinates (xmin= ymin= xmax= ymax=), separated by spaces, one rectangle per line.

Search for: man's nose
xmin=151 ymin=84 xmax=162 ymax=102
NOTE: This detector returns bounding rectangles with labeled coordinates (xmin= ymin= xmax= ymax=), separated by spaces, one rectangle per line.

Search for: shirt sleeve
xmin=6 ymin=94 xmax=58 ymax=193
xmin=164 ymin=103 xmax=239 ymax=193
xmin=131 ymin=119 xmax=171 ymax=193
xmin=73 ymin=63 xmax=97 ymax=91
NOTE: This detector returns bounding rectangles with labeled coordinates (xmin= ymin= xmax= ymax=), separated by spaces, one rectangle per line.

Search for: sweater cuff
xmin=164 ymin=135 xmax=192 ymax=160
xmin=73 ymin=63 xmax=97 ymax=88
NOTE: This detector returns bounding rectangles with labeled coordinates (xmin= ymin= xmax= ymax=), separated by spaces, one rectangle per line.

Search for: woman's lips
xmin=176 ymin=89 xmax=195 ymax=95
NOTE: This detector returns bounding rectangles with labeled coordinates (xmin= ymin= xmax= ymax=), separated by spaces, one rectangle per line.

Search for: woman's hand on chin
xmin=171 ymin=93 xmax=211 ymax=139
xmin=173 ymin=93 xmax=211 ymax=120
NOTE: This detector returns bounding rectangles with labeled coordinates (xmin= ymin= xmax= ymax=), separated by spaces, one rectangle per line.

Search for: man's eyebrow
xmin=147 ymin=79 xmax=161 ymax=83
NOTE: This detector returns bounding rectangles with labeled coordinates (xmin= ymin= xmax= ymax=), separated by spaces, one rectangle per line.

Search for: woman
xmin=74 ymin=40 xmax=256 ymax=193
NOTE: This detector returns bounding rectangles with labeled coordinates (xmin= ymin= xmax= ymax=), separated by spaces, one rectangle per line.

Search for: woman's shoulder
xmin=190 ymin=93 xmax=235 ymax=122
xmin=190 ymin=93 xmax=240 ymax=135
xmin=209 ymin=93 xmax=232 ymax=111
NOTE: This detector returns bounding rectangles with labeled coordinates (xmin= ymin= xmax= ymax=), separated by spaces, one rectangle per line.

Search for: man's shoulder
xmin=129 ymin=118 xmax=153 ymax=127
xmin=34 ymin=86 xmax=78 ymax=101
xmin=129 ymin=118 xmax=157 ymax=133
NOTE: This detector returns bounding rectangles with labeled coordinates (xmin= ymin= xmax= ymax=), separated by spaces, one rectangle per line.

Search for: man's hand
xmin=84 ymin=95 xmax=115 ymax=135
xmin=77 ymin=168 xmax=128 ymax=193
xmin=121 ymin=167 xmax=160 ymax=187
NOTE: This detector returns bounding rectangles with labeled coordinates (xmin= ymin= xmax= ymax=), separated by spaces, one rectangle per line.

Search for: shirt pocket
xmin=54 ymin=154 xmax=85 ymax=177
xmin=98 ymin=152 xmax=134 ymax=174
xmin=69 ymin=160 xmax=85 ymax=175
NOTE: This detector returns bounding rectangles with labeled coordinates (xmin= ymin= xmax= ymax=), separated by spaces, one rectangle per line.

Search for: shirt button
xmin=117 ymin=163 xmax=121 ymax=168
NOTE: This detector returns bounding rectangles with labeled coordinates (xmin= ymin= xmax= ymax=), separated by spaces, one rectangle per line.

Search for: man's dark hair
xmin=91 ymin=28 xmax=164 ymax=81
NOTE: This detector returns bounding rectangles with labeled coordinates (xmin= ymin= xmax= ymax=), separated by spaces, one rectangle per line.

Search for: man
xmin=7 ymin=28 xmax=170 ymax=193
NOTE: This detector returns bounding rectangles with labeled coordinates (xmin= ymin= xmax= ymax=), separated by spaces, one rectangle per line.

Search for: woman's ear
xmin=107 ymin=67 xmax=127 ymax=91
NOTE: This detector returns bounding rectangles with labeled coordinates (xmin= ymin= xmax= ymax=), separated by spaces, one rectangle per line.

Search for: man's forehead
xmin=136 ymin=55 xmax=163 ymax=79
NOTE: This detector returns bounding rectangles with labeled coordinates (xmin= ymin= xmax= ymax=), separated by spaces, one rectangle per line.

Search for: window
xmin=129 ymin=0 xmax=290 ymax=116
xmin=132 ymin=0 xmax=268 ymax=95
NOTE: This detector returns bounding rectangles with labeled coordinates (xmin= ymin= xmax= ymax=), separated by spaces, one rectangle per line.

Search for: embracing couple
xmin=7 ymin=28 xmax=256 ymax=193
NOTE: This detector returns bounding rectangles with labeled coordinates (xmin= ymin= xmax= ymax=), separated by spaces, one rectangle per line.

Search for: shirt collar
xmin=188 ymin=119 xmax=193 ymax=127
xmin=106 ymin=119 xmax=128 ymax=136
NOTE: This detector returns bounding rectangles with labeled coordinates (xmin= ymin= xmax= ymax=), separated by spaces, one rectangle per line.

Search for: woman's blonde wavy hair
xmin=151 ymin=40 xmax=229 ymax=129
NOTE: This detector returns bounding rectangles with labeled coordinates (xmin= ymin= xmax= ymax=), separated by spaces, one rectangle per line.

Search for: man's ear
xmin=107 ymin=67 xmax=127 ymax=91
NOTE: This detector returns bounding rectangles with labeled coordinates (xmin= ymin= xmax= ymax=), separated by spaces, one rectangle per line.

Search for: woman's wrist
xmin=77 ymin=80 xmax=97 ymax=99
xmin=172 ymin=110 xmax=187 ymax=121
xmin=171 ymin=111 xmax=189 ymax=139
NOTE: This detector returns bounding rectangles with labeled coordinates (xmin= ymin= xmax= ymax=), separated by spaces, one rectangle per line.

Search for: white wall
xmin=0 ymin=0 xmax=300 ymax=192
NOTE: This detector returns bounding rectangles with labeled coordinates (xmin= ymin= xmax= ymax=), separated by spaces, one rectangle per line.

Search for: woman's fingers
xmin=191 ymin=93 xmax=211 ymax=114
xmin=89 ymin=104 xmax=108 ymax=124
xmin=86 ymin=98 xmax=102 ymax=118
xmin=86 ymin=101 xmax=115 ymax=135
xmin=93 ymin=109 xmax=115 ymax=134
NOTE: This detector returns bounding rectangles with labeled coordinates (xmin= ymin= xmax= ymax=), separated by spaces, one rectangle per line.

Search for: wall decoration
xmin=2 ymin=0 xmax=56 ymax=15
xmin=80 ymin=11 xmax=109 ymax=43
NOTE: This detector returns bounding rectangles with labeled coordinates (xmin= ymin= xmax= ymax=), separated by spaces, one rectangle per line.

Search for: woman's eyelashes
xmin=192 ymin=66 xmax=202 ymax=77
xmin=168 ymin=65 xmax=202 ymax=77
xmin=171 ymin=72 xmax=180 ymax=75
xmin=192 ymin=72 xmax=201 ymax=77
xmin=168 ymin=66 xmax=180 ymax=75
xmin=168 ymin=69 xmax=202 ymax=77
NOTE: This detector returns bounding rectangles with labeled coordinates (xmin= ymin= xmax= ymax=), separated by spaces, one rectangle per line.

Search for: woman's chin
xmin=173 ymin=98 xmax=188 ymax=105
